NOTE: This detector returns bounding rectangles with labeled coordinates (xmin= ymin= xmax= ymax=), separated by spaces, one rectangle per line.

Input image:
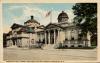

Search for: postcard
xmin=0 ymin=0 xmax=100 ymax=63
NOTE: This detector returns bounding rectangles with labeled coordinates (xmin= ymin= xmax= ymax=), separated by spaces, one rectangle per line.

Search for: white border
xmin=0 ymin=0 xmax=100 ymax=63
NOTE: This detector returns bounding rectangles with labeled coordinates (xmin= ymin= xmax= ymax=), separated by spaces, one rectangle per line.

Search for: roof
xmin=45 ymin=23 xmax=64 ymax=29
xmin=37 ymin=25 xmax=45 ymax=29
xmin=24 ymin=19 xmax=40 ymax=24
xmin=24 ymin=16 xmax=40 ymax=25
xmin=7 ymin=31 xmax=12 ymax=36
xmin=11 ymin=23 xmax=24 ymax=29
xmin=45 ymin=22 xmax=80 ymax=30
xmin=17 ymin=27 xmax=35 ymax=34
xmin=58 ymin=11 xmax=69 ymax=19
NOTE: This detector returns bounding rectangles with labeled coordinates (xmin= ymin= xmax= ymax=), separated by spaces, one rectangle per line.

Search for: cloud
xmin=3 ymin=24 xmax=11 ymax=33
xmin=65 ymin=9 xmax=75 ymax=23
xmin=22 ymin=6 xmax=50 ymax=25
xmin=3 ymin=5 xmax=75 ymax=33
xmin=22 ymin=6 xmax=74 ymax=25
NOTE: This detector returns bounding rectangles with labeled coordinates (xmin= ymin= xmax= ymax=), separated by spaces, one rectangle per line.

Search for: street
xmin=3 ymin=47 xmax=97 ymax=61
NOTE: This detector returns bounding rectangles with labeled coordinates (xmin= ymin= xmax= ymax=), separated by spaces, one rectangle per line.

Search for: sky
xmin=3 ymin=3 xmax=75 ymax=33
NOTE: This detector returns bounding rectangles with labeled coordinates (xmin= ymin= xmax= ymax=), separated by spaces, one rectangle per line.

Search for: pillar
xmin=88 ymin=40 xmax=91 ymax=47
xmin=48 ymin=31 xmax=50 ymax=44
xmin=54 ymin=29 xmax=56 ymax=44
xmin=40 ymin=33 xmax=42 ymax=42
xmin=45 ymin=31 xmax=47 ymax=44
xmin=83 ymin=40 xmax=86 ymax=47
xmin=87 ymin=31 xmax=91 ymax=47
xmin=75 ymin=40 xmax=78 ymax=47
xmin=57 ymin=29 xmax=60 ymax=43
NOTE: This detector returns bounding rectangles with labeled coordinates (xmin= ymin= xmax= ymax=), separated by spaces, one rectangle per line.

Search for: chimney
xmin=31 ymin=16 xmax=34 ymax=20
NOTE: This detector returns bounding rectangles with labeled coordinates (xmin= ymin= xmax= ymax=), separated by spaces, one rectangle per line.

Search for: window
xmin=71 ymin=37 xmax=74 ymax=40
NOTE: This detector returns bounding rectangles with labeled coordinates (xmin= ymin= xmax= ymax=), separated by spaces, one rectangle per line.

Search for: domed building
xmin=58 ymin=11 xmax=69 ymax=23
xmin=6 ymin=11 xmax=91 ymax=49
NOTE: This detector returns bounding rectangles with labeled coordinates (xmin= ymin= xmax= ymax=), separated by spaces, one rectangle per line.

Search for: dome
xmin=24 ymin=16 xmax=40 ymax=25
xmin=58 ymin=11 xmax=69 ymax=23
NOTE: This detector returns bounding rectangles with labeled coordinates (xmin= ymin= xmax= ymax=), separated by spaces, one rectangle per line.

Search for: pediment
xmin=45 ymin=23 xmax=64 ymax=29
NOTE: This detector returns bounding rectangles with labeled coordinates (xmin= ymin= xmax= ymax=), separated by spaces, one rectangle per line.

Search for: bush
xmin=64 ymin=45 xmax=68 ymax=47
xmin=78 ymin=45 xmax=82 ymax=47
xmin=29 ymin=45 xmax=42 ymax=49
xmin=55 ymin=43 xmax=63 ymax=49
xmin=55 ymin=44 xmax=96 ymax=49
xmin=91 ymin=41 xmax=97 ymax=46
xmin=71 ymin=45 xmax=74 ymax=47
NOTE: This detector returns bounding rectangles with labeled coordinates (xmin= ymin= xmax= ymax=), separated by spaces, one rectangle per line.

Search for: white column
xmin=45 ymin=31 xmax=47 ymax=44
xmin=87 ymin=31 xmax=91 ymax=47
xmin=75 ymin=40 xmax=78 ymax=47
xmin=57 ymin=29 xmax=60 ymax=43
xmin=83 ymin=40 xmax=86 ymax=47
xmin=35 ymin=33 xmax=37 ymax=42
xmin=68 ymin=30 xmax=71 ymax=40
xmin=54 ymin=29 xmax=56 ymax=44
xmin=88 ymin=41 xmax=91 ymax=47
xmin=15 ymin=40 xmax=16 ymax=46
xmin=40 ymin=33 xmax=42 ymax=42
xmin=48 ymin=31 xmax=50 ymax=44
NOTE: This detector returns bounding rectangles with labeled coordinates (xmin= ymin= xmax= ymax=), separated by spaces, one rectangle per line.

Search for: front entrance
xmin=45 ymin=29 xmax=58 ymax=44
xmin=50 ymin=30 xmax=54 ymax=44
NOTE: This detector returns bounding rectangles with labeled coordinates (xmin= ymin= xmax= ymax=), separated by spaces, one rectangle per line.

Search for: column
xmin=88 ymin=40 xmax=91 ymax=47
xmin=75 ymin=40 xmax=78 ymax=47
xmin=87 ymin=31 xmax=91 ymax=47
xmin=45 ymin=31 xmax=47 ymax=44
xmin=48 ymin=31 xmax=50 ymax=44
xmin=40 ymin=33 xmax=42 ymax=42
xmin=83 ymin=40 xmax=86 ymax=47
xmin=54 ymin=29 xmax=56 ymax=44
xmin=35 ymin=32 xmax=37 ymax=42
xmin=57 ymin=29 xmax=60 ymax=43
xmin=67 ymin=30 xmax=71 ymax=47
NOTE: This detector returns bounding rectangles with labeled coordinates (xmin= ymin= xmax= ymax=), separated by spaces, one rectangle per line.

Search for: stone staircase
xmin=7 ymin=45 xmax=18 ymax=48
xmin=42 ymin=44 xmax=55 ymax=50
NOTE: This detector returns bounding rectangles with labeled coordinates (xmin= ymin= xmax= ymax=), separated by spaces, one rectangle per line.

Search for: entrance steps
xmin=7 ymin=45 xmax=18 ymax=48
xmin=42 ymin=44 xmax=55 ymax=50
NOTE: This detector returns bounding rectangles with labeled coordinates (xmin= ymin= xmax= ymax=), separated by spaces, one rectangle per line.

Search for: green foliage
xmin=72 ymin=3 xmax=97 ymax=45
xmin=72 ymin=3 xmax=97 ymax=34
xmin=57 ymin=46 xmax=96 ymax=49
xmin=55 ymin=43 xmax=63 ymax=49
xmin=29 ymin=45 xmax=42 ymax=49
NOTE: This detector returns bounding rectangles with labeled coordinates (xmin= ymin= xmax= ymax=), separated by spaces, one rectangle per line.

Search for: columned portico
xmin=44 ymin=29 xmax=59 ymax=44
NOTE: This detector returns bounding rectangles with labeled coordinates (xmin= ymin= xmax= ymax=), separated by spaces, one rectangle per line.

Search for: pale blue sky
xmin=3 ymin=3 xmax=75 ymax=33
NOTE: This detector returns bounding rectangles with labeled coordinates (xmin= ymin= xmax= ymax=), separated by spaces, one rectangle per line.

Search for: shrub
xmin=78 ymin=45 xmax=82 ymax=47
xmin=29 ymin=45 xmax=42 ymax=49
xmin=55 ymin=43 xmax=63 ymax=49
xmin=65 ymin=45 xmax=68 ymax=47
xmin=71 ymin=45 xmax=74 ymax=47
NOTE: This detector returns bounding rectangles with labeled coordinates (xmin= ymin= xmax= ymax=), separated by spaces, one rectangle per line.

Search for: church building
xmin=6 ymin=11 xmax=91 ymax=49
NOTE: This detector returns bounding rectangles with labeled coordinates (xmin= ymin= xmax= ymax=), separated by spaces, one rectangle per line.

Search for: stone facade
xmin=6 ymin=11 xmax=91 ymax=48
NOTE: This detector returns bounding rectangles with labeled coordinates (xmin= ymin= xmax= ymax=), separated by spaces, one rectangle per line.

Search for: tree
xmin=72 ymin=3 xmax=97 ymax=46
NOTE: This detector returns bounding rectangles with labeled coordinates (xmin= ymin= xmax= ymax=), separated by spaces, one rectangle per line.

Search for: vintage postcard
xmin=0 ymin=0 xmax=100 ymax=63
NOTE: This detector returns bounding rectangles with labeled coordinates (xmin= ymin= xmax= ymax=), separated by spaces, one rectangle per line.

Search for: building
xmin=6 ymin=11 xmax=91 ymax=49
